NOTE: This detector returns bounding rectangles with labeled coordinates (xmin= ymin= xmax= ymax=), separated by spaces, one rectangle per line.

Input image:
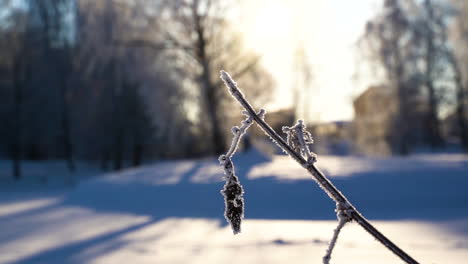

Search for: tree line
xmin=0 ymin=0 xmax=273 ymax=179
xmin=357 ymin=0 xmax=468 ymax=155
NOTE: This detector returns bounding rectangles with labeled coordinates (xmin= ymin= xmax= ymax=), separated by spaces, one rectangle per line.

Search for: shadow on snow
xmin=4 ymin=151 xmax=468 ymax=264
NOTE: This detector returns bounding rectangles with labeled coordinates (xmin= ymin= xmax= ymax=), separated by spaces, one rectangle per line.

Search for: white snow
xmin=0 ymin=151 xmax=467 ymax=263
xmin=249 ymin=153 xmax=468 ymax=180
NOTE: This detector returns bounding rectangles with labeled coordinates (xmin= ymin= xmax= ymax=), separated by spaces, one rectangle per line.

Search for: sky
xmin=238 ymin=0 xmax=383 ymax=122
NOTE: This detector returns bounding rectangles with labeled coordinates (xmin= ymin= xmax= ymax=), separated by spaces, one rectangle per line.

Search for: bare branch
xmin=219 ymin=111 xmax=256 ymax=234
xmin=219 ymin=70 xmax=419 ymax=264
xmin=214 ymin=57 xmax=261 ymax=91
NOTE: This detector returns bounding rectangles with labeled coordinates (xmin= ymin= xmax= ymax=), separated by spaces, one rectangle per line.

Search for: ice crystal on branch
xmin=282 ymin=120 xmax=317 ymax=164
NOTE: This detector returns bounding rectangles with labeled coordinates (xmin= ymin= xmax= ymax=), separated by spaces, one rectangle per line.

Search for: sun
xmin=250 ymin=2 xmax=294 ymax=41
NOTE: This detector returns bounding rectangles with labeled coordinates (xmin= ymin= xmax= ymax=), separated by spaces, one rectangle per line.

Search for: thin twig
xmin=219 ymin=112 xmax=257 ymax=234
xmin=323 ymin=217 xmax=346 ymax=264
xmin=323 ymin=201 xmax=353 ymax=263
xmin=220 ymin=70 xmax=419 ymax=264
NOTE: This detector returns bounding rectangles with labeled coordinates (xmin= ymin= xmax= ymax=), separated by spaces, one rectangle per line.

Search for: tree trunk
xmin=58 ymin=63 xmax=75 ymax=172
xmin=426 ymin=95 xmax=443 ymax=148
xmin=100 ymin=149 xmax=110 ymax=170
xmin=113 ymin=131 xmax=124 ymax=170
xmin=424 ymin=0 xmax=443 ymax=149
xmin=393 ymin=44 xmax=410 ymax=155
xmin=203 ymin=72 xmax=225 ymax=155
xmin=35 ymin=0 xmax=75 ymax=171
xmin=193 ymin=3 xmax=226 ymax=155
xmin=112 ymin=61 xmax=125 ymax=171
xmin=456 ymin=99 xmax=468 ymax=152
xmin=425 ymin=79 xmax=443 ymax=148
xmin=132 ymin=143 xmax=143 ymax=167
xmin=12 ymin=54 xmax=23 ymax=180
xmin=452 ymin=57 xmax=468 ymax=152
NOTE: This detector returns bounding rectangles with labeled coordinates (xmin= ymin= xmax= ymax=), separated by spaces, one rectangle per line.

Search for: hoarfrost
xmin=220 ymin=159 xmax=244 ymax=234
xmin=219 ymin=111 xmax=256 ymax=234
xmin=282 ymin=120 xmax=317 ymax=164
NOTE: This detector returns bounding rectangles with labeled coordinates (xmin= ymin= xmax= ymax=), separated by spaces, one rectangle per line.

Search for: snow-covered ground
xmin=0 ymin=150 xmax=467 ymax=264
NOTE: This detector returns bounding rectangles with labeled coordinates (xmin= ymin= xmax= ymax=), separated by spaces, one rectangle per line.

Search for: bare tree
xmin=75 ymin=0 xmax=187 ymax=165
xmin=360 ymin=0 xmax=468 ymax=153
xmin=363 ymin=0 xmax=418 ymax=154
xmin=418 ymin=0 xmax=445 ymax=148
xmin=75 ymin=0 xmax=128 ymax=170
xmin=11 ymin=45 xmax=27 ymax=180
xmin=0 ymin=7 xmax=31 ymax=179
xmin=0 ymin=0 xmax=272 ymax=167
xmin=126 ymin=0 xmax=272 ymax=155
xmin=28 ymin=0 xmax=76 ymax=171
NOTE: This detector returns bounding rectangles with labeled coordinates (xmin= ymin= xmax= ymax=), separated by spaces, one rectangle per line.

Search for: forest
xmin=0 ymin=0 xmax=274 ymax=179
xmin=0 ymin=0 xmax=467 ymax=178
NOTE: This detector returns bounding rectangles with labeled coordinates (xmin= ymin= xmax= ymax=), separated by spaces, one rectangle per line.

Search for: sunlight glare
xmin=250 ymin=2 xmax=294 ymax=41
xmin=239 ymin=0 xmax=383 ymax=122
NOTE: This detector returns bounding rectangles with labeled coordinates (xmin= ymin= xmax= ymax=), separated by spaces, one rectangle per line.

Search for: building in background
xmin=353 ymin=86 xmax=395 ymax=156
xmin=353 ymin=85 xmax=432 ymax=156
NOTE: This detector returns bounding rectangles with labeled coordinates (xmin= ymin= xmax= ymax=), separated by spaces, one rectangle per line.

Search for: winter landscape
xmin=1 ymin=149 xmax=467 ymax=264
xmin=2 ymin=0 xmax=468 ymax=263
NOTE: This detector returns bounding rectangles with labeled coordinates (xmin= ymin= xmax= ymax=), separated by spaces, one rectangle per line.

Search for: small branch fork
xmin=219 ymin=110 xmax=263 ymax=234
xmin=219 ymin=70 xmax=419 ymax=264
xmin=323 ymin=201 xmax=353 ymax=264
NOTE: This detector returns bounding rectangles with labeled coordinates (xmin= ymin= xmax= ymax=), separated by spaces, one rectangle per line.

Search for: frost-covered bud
xmin=231 ymin=126 xmax=240 ymax=134
xmin=257 ymin=109 xmax=266 ymax=119
xmin=218 ymin=154 xmax=227 ymax=164
xmin=220 ymin=159 xmax=245 ymax=235
xmin=307 ymin=155 xmax=317 ymax=164
xmin=242 ymin=118 xmax=252 ymax=126
xmin=220 ymin=70 xmax=238 ymax=94
xmin=222 ymin=183 xmax=244 ymax=234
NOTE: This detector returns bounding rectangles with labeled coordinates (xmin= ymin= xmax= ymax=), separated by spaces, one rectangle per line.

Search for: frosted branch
xmin=219 ymin=111 xmax=255 ymax=163
xmin=323 ymin=217 xmax=346 ymax=264
xmin=219 ymin=110 xmax=260 ymax=234
xmin=323 ymin=202 xmax=353 ymax=264
xmin=219 ymin=70 xmax=420 ymax=264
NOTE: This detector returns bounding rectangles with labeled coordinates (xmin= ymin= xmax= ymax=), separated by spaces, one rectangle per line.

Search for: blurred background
xmin=0 ymin=0 xmax=467 ymax=263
